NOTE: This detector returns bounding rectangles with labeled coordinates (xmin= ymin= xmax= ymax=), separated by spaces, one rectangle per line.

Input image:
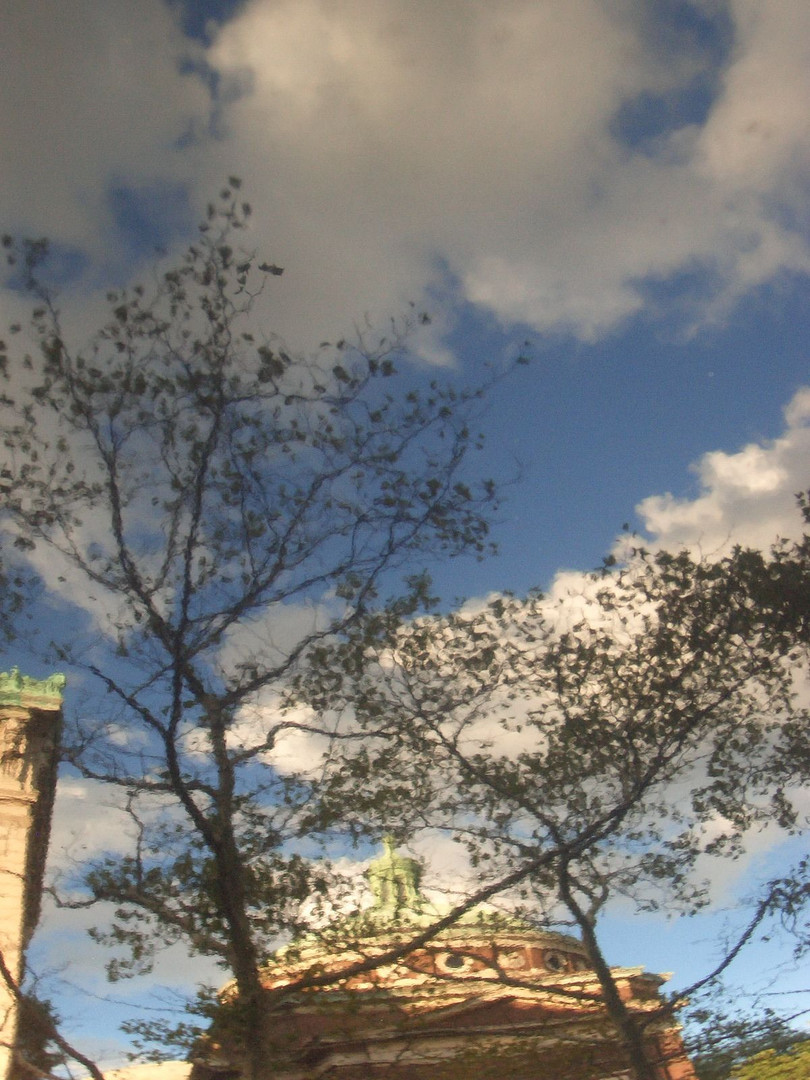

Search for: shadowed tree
xmin=0 ymin=182 xmax=517 ymax=1078
xmin=293 ymin=534 xmax=810 ymax=1080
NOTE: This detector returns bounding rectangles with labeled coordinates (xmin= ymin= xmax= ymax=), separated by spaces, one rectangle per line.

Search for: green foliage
xmin=733 ymin=1040 xmax=810 ymax=1079
xmin=686 ymin=1001 xmax=810 ymax=1080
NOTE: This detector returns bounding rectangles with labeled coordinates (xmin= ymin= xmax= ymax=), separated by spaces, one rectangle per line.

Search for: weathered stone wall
xmin=0 ymin=670 xmax=63 ymax=1080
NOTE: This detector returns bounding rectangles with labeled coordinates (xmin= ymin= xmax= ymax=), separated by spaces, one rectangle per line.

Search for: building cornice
xmin=0 ymin=669 xmax=65 ymax=709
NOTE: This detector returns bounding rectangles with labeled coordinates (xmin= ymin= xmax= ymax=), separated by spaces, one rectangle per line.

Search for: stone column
xmin=0 ymin=670 xmax=64 ymax=1080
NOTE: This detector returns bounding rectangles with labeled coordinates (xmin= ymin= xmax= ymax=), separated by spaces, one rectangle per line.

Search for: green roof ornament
xmin=0 ymin=669 xmax=66 ymax=708
xmin=366 ymin=835 xmax=424 ymax=921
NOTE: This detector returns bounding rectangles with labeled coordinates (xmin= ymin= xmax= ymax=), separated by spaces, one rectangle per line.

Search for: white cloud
xmin=230 ymin=700 xmax=335 ymax=776
xmin=203 ymin=0 xmax=779 ymax=343
xmin=696 ymin=2 xmax=810 ymax=190
xmin=636 ymin=384 xmax=810 ymax=552
xmin=3 ymin=2 xmax=810 ymax=349
xmin=48 ymin=777 xmax=137 ymax=874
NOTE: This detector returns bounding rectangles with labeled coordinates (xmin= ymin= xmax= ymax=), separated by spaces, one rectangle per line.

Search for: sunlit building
xmin=193 ymin=839 xmax=697 ymax=1080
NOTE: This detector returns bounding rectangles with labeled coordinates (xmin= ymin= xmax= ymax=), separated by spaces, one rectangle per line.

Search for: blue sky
xmin=3 ymin=0 xmax=810 ymax=1066
xmin=430 ymin=282 xmax=810 ymax=600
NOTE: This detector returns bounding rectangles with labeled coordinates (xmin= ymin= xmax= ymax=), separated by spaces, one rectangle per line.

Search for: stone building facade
xmin=0 ymin=670 xmax=64 ymax=1080
xmin=195 ymin=840 xmax=698 ymax=1080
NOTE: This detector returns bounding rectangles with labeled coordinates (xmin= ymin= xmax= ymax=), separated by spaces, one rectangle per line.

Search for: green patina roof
xmin=260 ymin=839 xmax=590 ymax=983
xmin=0 ymin=668 xmax=66 ymax=708
xmin=362 ymin=838 xmax=584 ymax=944
xmin=366 ymin=834 xmax=425 ymax=920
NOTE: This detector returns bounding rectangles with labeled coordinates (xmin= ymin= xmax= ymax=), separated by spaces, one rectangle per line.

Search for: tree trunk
xmin=579 ymin=920 xmax=660 ymax=1080
xmin=557 ymin=868 xmax=659 ymax=1080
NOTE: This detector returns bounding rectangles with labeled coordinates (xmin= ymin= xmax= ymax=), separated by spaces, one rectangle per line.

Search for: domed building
xmin=193 ymin=840 xmax=697 ymax=1080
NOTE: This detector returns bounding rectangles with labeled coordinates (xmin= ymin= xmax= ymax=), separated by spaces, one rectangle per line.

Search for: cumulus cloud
xmin=198 ymin=0 xmax=810 ymax=343
xmin=635 ymin=384 xmax=810 ymax=552
xmin=3 ymin=1 xmax=810 ymax=349
xmin=697 ymin=1 xmax=810 ymax=191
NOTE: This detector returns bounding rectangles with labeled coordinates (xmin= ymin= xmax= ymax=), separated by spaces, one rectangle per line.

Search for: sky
xmin=2 ymin=0 xmax=810 ymax=1067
